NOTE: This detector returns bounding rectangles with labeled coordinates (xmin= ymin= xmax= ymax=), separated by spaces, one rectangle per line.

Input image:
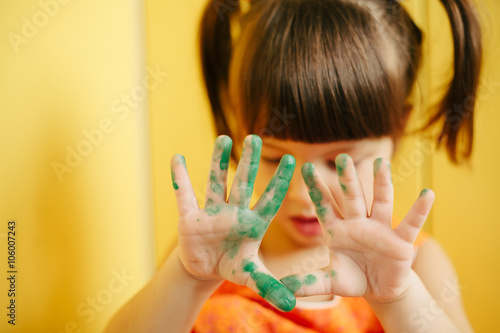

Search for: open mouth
xmin=290 ymin=216 xmax=323 ymax=236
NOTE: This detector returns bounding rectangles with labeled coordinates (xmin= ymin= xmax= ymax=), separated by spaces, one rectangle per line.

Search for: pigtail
xmin=428 ymin=0 xmax=482 ymax=163
xmin=199 ymin=0 xmax=240 ymax=140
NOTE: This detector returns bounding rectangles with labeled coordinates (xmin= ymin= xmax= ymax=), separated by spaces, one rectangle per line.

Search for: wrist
xmin=365 ymin=269 xmax=419 ymax=307
xmin=173 ymin=248 xmax=224 ymax=290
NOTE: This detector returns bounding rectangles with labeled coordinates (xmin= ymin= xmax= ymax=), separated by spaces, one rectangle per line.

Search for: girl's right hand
xmin=170 ymin=134 xmax=297 ymax=312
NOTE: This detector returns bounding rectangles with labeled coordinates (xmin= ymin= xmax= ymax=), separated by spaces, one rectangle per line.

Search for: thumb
xmin=232 ymin=257 xmax=296 ymax=312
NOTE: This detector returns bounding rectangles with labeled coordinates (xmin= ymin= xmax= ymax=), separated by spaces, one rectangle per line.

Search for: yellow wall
xmin=0 ymin=0 xmax=156 ymax=332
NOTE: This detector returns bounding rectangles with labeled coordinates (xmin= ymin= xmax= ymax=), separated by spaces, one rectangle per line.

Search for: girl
xmin=106 ymin=0 xmax=482 ymax=332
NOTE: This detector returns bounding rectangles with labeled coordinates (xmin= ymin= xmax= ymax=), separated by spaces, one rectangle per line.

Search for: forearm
xmin=105 ymin=247 xmax=223 ymax=333
xmin=366 ymin=270 xmax=467 ymax=333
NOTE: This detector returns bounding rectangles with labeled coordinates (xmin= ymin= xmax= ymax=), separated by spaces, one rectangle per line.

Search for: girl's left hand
xmin=280 ymin=154 xmax=435 ymax=303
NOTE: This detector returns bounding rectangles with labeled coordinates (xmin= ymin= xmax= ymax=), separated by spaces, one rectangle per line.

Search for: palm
xmin=281 ymin=155 xmax=434 ymax=303
xmin=177 ymin=205 xmax=266 ymax=279
xmin=171 ymin=135 xmax=297 ymax=311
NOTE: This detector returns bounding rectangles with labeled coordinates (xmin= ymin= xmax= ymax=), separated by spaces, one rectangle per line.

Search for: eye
xmin=261 ymin=156 xmax=281 ymax=164
xmin=327 ymin=160 xmax=337 ymax=170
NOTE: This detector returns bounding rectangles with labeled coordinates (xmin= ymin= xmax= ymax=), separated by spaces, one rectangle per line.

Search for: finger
xmin=237 ymin=257 xmax=296 ymax=312
xmin=335 ymin=153 xmax=368 ymax=219
xmin=171 ymin=154 xmax=199 ymax=216
xmin=370 ymin=158 xmax=393 ymax=224
xmin=228 ymin=135 xmax=262 ymax=208
xmin=395 ymin=189 xmax=435 ymax=244
xmin=205 ymin=135 xmax=232 ymax=206
xmin=301 ymin=163 xmax=342 ymax=225
xmin=252 ymin=154 xmax=295 ymax=223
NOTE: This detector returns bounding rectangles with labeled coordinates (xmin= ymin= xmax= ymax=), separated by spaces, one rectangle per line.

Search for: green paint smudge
xmin=302 ymin=163 xmax=327 ymax=218
xmin=218 ymin=136 xmax=232 ymax=170
xmin=210 ymin=170 xmax=224 ymax=194
xmin=205 ymin=199 xmax=222 ymax=216
xmin=335 ymin=154 xmax=349 ymax=176
xmin=223 ymin=209 xmax=267 ymax=258
xmin=248 ymin=135 xmax=261 ymax=178
xmin=340 ymin=182 xmax=347 ymax=194
xmin=419 ymin=188 xmax=429 ymax=197
xmin=236 ymin=209 xmax=267 ymax=238
xmin=327 ymin=230 xmax=333 ymax=236
xmin=171 ymin=170 xmax=179 ymax=190
xmin=280 ymin=275 xmax=302 ymax=293
xmin=304 ymin=274 xmax=317 ymax=286
xmin=257 ymin=155 xmax=295 ymax=220
xmin=241 ymin=259 xmax=296 ymax=312
xmin=373 ymin=158 xmax=383 ymax=176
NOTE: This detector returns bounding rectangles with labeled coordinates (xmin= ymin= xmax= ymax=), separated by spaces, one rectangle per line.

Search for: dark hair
xmin=199 ymin=0 xmax=482 ymax=163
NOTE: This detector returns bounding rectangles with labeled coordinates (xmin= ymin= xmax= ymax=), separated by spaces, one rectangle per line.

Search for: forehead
xmin=261 ymin=137 xmax=393 ymax=157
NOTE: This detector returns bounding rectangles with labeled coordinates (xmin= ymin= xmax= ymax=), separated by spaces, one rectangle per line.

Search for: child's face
xmin=253 ymin=137 xmax=394 ymax=247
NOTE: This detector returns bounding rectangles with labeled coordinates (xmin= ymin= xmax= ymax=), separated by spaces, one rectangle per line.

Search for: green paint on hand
xmin=205 ymin=199 xmax=222 ymax=216
xmin=302 ymin=163 xmax=317 ymax=188
xmin=171 ymin=170 xmax=179 ymax=190
xmin=223 ymin=209 xmax=267 ymax=259
xmin=327 ymin=230 xmax=333 ymax=236
xmin=373 ymin=158 xmax=383 ymax=177
xmin=330 ymin=270 xmax=338 ymax=281
xmin=241 ymin=259 xmax=296 ymax=312
xmin=237 ymin=209 xmax=267 ymax=239
xmin=316 ymin=205 xmax=327 ymax=219
xmin=335 ymin=154 xmax=349 ymax=176
xmin=304 ymin=274 xmax=317 ymax=286
xmin=419 ymin=188 xmax=429 ymax=197
xmin=302 ymin=163 xmax=326 ymax=218
xmin=340 ymin=182 xmax=347 ymax=194
xmin=210 ymin=170 xmax=224 ymax=194
xmin=219 ymin=136 xmax=232 ymax=170
xmin=280 ymin=275 xmax=302 ymax=293
xmin=246 ymin=135 xmax=262 ymax=199
xmin=257 ymin=155 xmax=295 ymax=219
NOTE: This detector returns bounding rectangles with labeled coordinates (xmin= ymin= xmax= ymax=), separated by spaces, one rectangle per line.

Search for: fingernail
xmin=419 ymin=188 xmax=429 ymax=197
